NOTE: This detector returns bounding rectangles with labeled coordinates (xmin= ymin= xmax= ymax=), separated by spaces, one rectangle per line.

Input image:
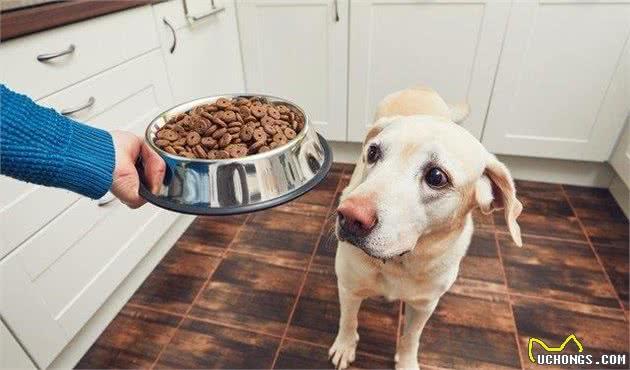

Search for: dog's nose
xmin=337 ymin=197 xmax=378 ymax=237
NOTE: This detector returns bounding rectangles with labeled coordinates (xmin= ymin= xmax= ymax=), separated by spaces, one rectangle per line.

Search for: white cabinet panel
xmin=0 ymin=51 xmax=172 ymax=261
xmin=0 ymin=320 xmax=36 ymax=369
xmin=483 ymin=1 xmax=630 ymax=161
xmin=347 ymin=0 xmax=509 ymax=141
xmin=0 ymin=5 xmax=159 ymax=100
xmin=610 ymin=119 xmax=629 ymax=188
xmin=237 ymin=0 xmax=349 ymax=141
xmin=0 ymin=50 xmax=176 ymax=368
xmin=153 ymin=0 xmax=245 ymax=105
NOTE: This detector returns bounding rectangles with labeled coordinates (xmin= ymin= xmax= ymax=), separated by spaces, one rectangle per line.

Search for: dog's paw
xmin=328 ymin=332 xmax=359 ymax=369
xmin=394 ymin=352 xmax=420 ymax=370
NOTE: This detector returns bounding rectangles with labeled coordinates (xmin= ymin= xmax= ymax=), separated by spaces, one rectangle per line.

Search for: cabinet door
xmin=483 ymin=1 xmax=630 ymax=161
xmin=347 ymin=0 xmax=509 ymax=142
xmin=237 ymin=0 xmax=349 ymax=141
xmin=153 ymin=0 xmax=245 ymax=105
xmin=0 ymin=51 xmax=177 ymax=369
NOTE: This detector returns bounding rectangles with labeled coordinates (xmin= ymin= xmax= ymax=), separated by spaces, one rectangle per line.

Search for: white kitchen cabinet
xmin=610 ymin=119 xmax=629 ymax=188
xmin=236 ymin=0 xmax=349 ymax=141
xmin=0 ymin=50 xmax=178 ymax=369
xmin=482 ymin=1 xmax=630 ymax=161
xmin=347 ymin=0 xmax=509 ymax=142
xmin=153 ymin=0 xmax=245 ymax=105
xmin=0 ymin=319 xmax=36 ymax=369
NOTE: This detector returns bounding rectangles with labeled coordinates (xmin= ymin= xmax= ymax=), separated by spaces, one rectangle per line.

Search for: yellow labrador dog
xmin=329 ymin=87 xmax=523 ymax=369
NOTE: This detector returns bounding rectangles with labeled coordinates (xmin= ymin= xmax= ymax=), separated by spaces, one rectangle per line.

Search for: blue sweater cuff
xmin=50 ymin=122 xmax=115 ymax=199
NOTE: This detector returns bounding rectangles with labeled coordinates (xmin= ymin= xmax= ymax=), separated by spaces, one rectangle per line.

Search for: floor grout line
xmin=506 ymin=292 xmax=627 ymax=317
xmin=493 ymin=230 xmax=526 ymax=370
xmin=149 ymin=214 xmax=253 ymax=369
xmin=270 ymin=167 xmax=348 ymax=369
xmin=560 ymin=185 xmax=628 ymax=318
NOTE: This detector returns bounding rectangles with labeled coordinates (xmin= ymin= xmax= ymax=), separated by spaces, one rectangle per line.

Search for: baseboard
xmin=329 ymin=141 xmax=615 ymax=188
xmin=48 ymin=214 xmax=195 ymax=369
xmin=609 ymin=173 xmax=629 ymax=218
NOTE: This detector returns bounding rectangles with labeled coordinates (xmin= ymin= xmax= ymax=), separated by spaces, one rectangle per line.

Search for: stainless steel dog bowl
xmin=137 ymin=94 xmax=333 ymax=215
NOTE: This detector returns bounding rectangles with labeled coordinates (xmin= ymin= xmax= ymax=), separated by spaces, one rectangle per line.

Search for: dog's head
xmin=336 ymin=90 xmax=522 ymax=260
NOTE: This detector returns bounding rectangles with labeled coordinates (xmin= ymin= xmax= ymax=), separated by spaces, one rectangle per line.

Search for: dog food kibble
xmin=154 ymin=96 xmax=305 ymax=159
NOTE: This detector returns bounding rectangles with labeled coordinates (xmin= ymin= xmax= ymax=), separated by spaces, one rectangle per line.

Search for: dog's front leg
xmin=329 ymin=285 xmax=362 ymax=369
xmin=395 ymin=301 xmax=438 ymax=370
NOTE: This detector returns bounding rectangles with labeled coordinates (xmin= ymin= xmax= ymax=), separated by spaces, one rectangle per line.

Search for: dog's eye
xmin=425 ymin=167 xmax=449 ymax=188
xmin=366 ymin=144 xmax=381 ymax=164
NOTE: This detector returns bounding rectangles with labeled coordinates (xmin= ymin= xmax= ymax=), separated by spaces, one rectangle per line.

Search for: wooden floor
xmin=77 ymin=163 xmax=629 ymax=369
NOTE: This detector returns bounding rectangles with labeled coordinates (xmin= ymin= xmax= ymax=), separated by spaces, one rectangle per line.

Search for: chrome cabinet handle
xmin=182 ymin=0 xmax=225 ymax=23
xmin=60 ymin=96 xmax=95 ymax=116
xmin=163 ymin=17 xmax=177 ymax=54
xmin=37 ymin=44 xmax=75 ymax=62
xmin=333 ymin=0 xmax=339 ymax=22
xmin=97 ymin=192 xmax=117 ymax=207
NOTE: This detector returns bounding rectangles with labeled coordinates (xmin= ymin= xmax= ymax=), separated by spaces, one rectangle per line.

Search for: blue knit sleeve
xmin=0 ymin=85 xmax=115 ymax=199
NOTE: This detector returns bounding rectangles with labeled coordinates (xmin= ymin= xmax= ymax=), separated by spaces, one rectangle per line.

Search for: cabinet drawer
xmin=0 ymin=5 xmax=158 ymax=100
xmin=0 ymin=50 xmax=172 ymax=260
xmin=0 ymin=204 xmax=178 ymax=368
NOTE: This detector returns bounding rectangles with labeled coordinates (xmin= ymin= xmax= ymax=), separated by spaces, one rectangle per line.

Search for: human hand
xmin=110 ymin=130 xmax=165 ymax=208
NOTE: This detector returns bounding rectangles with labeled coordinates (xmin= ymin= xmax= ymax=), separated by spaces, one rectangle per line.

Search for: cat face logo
xmin=528 ymin=334 xmax=584 ymax=363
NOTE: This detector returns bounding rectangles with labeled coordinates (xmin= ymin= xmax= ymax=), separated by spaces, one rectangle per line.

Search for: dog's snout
xmin=337 ymin=196 xmax=378 ymax=238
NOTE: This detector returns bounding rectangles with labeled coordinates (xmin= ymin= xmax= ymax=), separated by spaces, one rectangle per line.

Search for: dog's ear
xmin=475 ymin=154 xmax=523 ymax=246
xmin=448 ymin=103 xmax=470 ymax=124
xmin=364 ymin=116 xmax=400 ymax=146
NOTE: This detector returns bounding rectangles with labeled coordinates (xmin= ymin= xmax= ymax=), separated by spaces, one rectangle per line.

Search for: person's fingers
xmin=141 ymin=143 xmax=166 ymax=194
xmin=111 ymin=170 xmax=145 ymax=209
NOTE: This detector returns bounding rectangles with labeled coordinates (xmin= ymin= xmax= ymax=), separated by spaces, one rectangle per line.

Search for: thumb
xmin=141 ymin=142 xmax=166 ymax=194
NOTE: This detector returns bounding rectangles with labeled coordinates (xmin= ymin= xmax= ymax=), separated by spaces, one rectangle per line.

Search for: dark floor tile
xmin=419 ymin=291 xmax=521 ymax=369
xmin=292 ymin=162 xmax=345 ymax=207
xmin=175 ymin=215 xmax=247 ymax=257
xmin=77 ymin=306 xmax=181 ymax=369
xmin=498 ymin=234 xmax=619 ymax=308
xmin=495 ymin=180 xmax=585 ymax=241
xmin=155 ymin=318 xmax=280 ymax=369
xmin=274 ymin=339 xmax=395 ymax=369
xmin=594 ymin=243 xmax=629 ymax=309
xmin=512 ymin=295 xmax=629 ymax=370
xmin=230 ymin=206 xmax=324 ymax=269
xmin=286 ymin=270 xmax=400 ymax=359
xmin=129 ymin=248 xmax=220 ymax=314
xmin=564 ymin=185 xmax=629 ymax=249
xmin=190 ymin=251 xmax=305 ymax=336
xmin=453 ymin=231 xmax=507 ymax=296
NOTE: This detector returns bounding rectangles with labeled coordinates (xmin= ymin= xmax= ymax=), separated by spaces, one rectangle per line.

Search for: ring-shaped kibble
xmin=253 ymin=128 xmax=267 ymax=142
xmin=186 ymin=131 xmax=201 ymax=146
xmin=268 ymin=107 xmax=280 ymax=119
xmin=251 ymin=105 xmax=267 ymax=118
xmin=240 ymin=126 xmax=254 ymax=141
xmin=219 ymin=133 xmax=232 ymax=148
xmin=239 ymin=106 xmax=250 ymax=117
xmin=259 ymin=146 xmax=271 ymax=153
xmin=216 ymin=98 xmax=231 ymax=109
xmin=155 ymin=139 xmax=170 ymax=147
xmin=263 ymin=125 xmax=276 ymax=135
xmin=261 ymin=116 xmax=274 ymax=125
xmin=223 ymin=110 xmax=236 ymax=123
xmin=201 ymin=137 xmax=216 ymax=148
xmin=216 ymin=150 xmax=230 ymax=159
xmin=212 ymin=127 xmax=227 ymax=139
xmin=284 ymin=128 xmax=297 ymax=139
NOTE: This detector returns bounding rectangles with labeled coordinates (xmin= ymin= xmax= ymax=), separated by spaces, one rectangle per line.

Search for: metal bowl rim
xmin=145 ymin=93 xmax=312 ymax=164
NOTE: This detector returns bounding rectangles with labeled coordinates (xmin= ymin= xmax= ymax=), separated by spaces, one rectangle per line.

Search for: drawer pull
xmin=334 ymin=0 xmax=340 ymax=22
xmin=182 ymin=0 xmax=225 ymax=23
xmin=163 ymin=17 xmax=177 ymax=54
xmin=36 ymin=44 xmax=76 ymax=62
xmin=97 ymin=192 xmax=117 ymax=207
xmin=60 ymin=96 xmax=95 ymax=116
